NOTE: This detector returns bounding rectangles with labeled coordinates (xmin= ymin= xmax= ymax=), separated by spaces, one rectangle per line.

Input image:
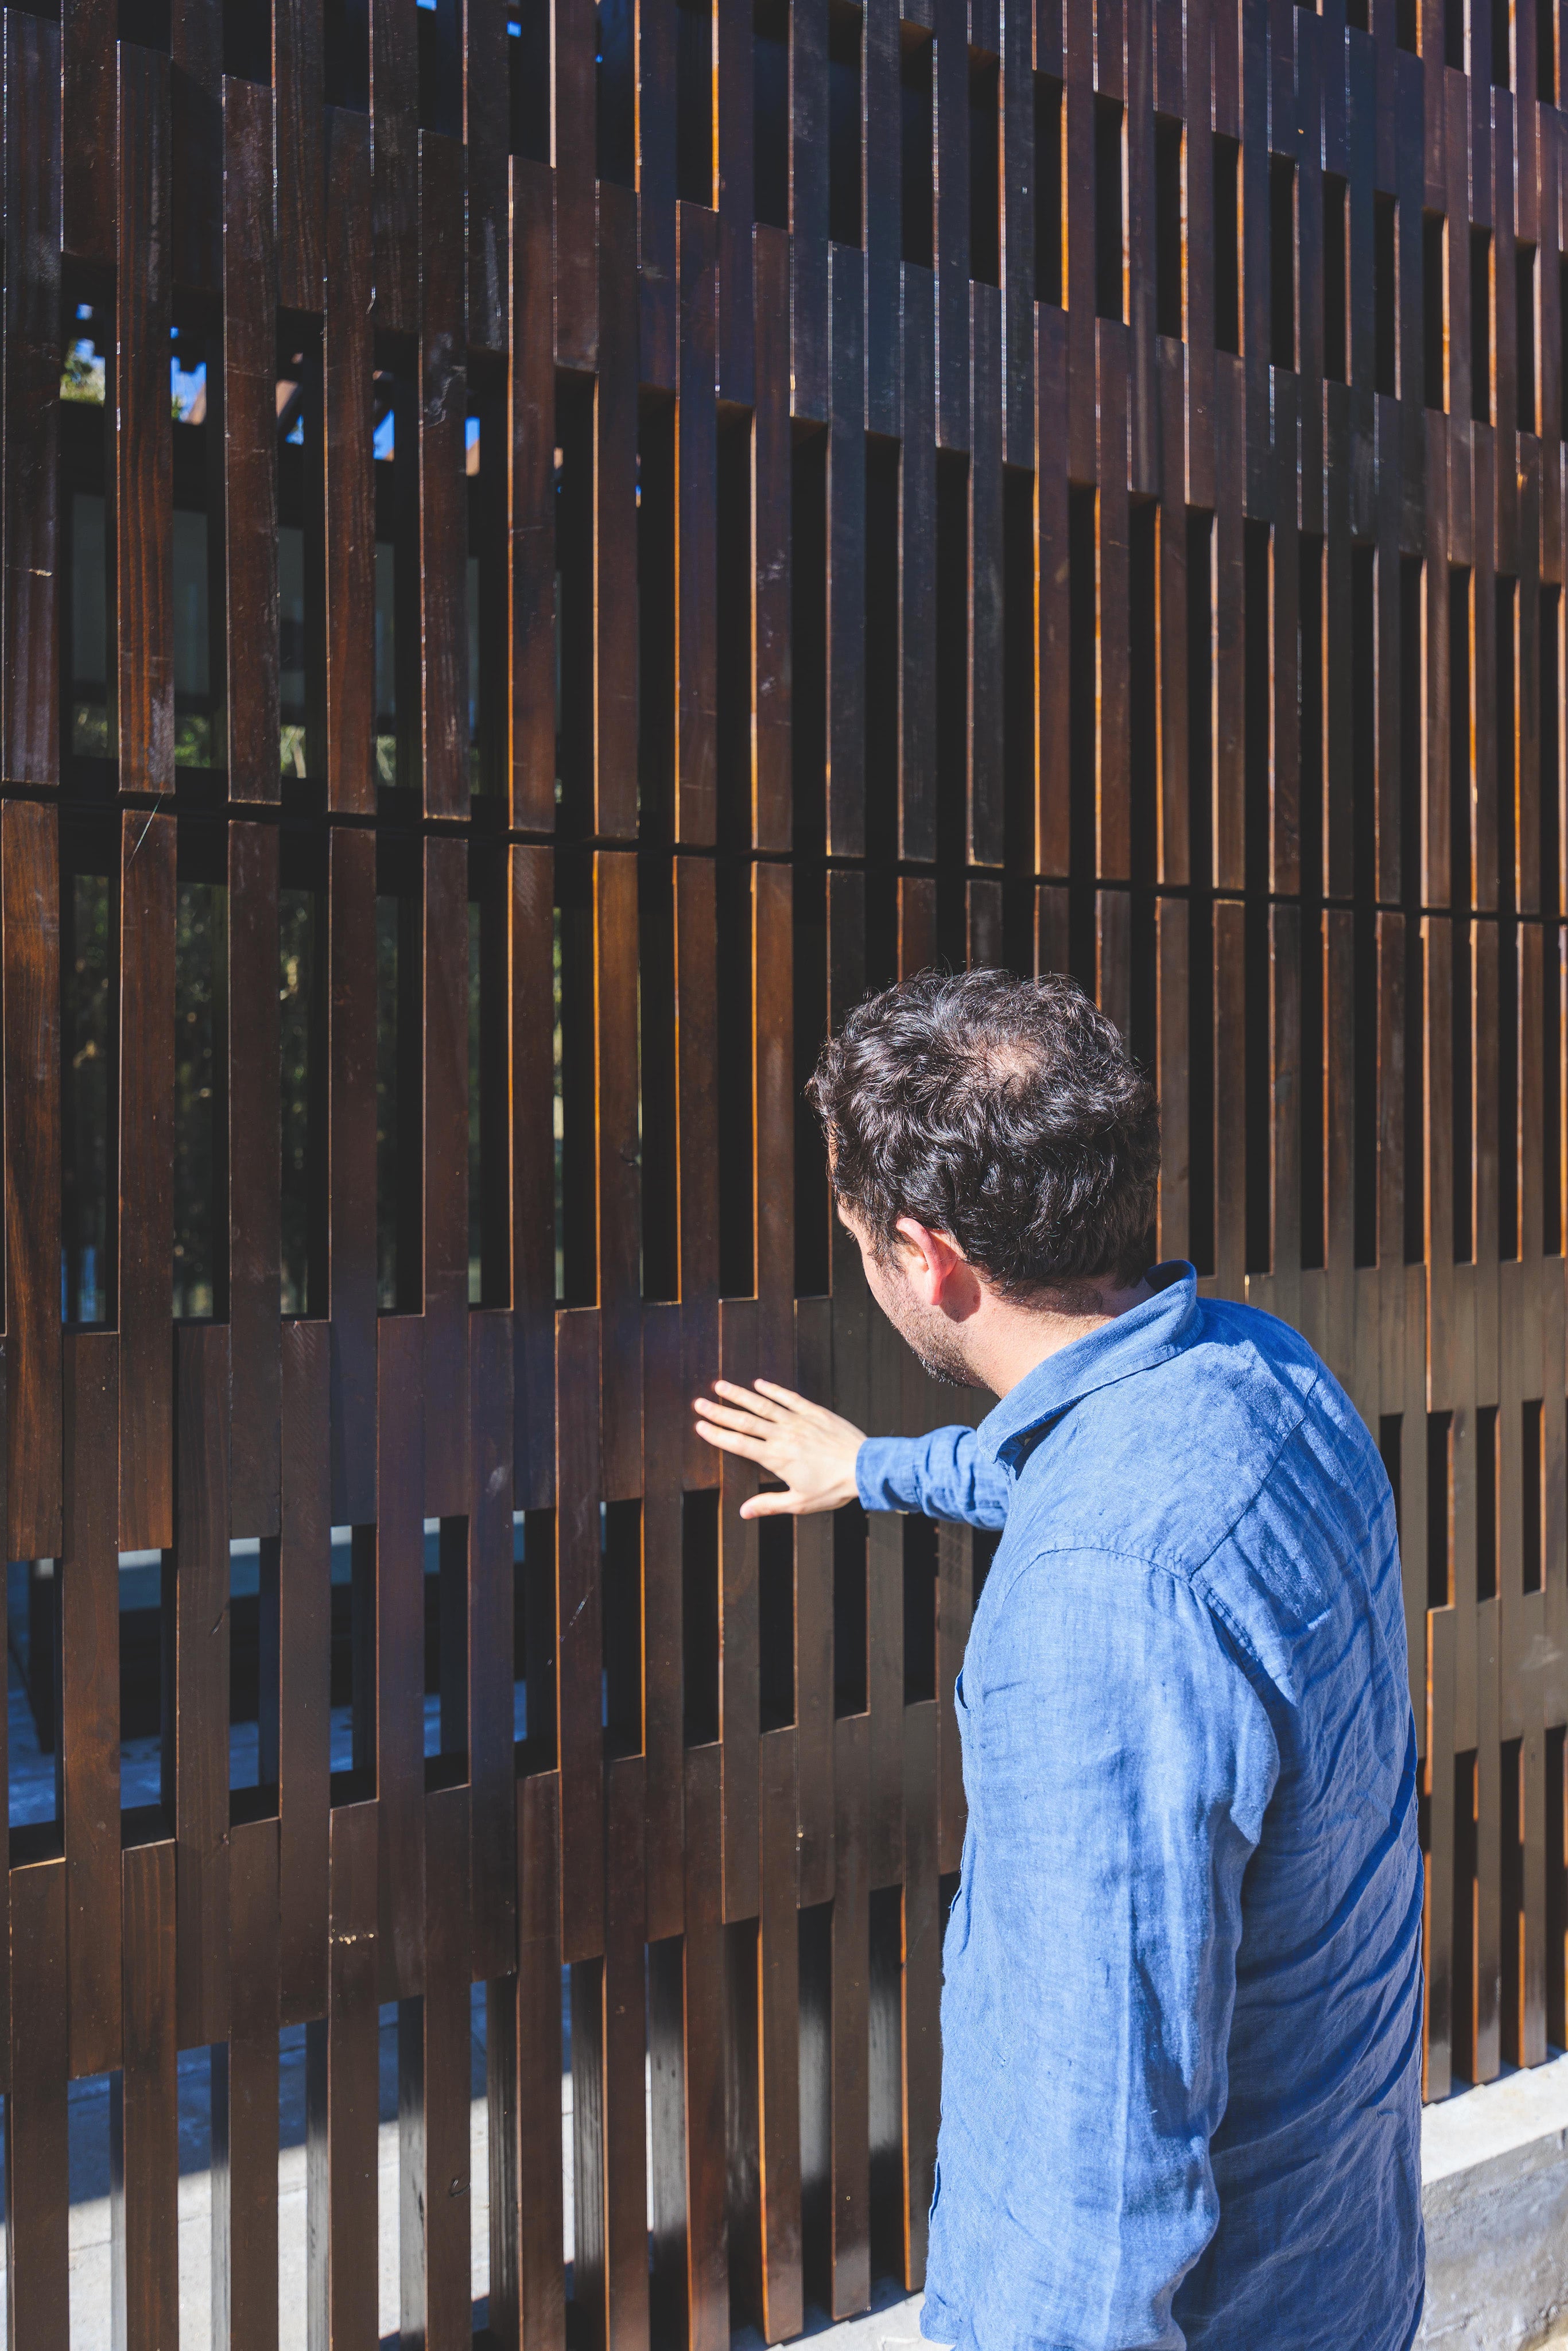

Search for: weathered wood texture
xmin=0 ymin=0 xmax=1565 ymax=2331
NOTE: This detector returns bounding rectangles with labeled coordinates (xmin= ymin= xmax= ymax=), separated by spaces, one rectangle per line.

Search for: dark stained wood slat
xmin=754 ymin=862 xmax=797 ymax=1382
xmin=557 ymin=1307 xmax=606 ymax=1961
xmin=900 ymin=269 xmax=938 ymax=864
xmin=677 ymin=205 xmax=720 ymax=846
xmin=116 ymin=44 xmax=174 ymax=794
xmin=222 ymin=76 xmax=281 ymax=804
xmin=553 ymin=0 xmax=599 ymax=368
xmin=641 ymin=1308 xmax=685 ymax=1943
xmin=595 ymin=186 xmax=641 ymax=841
xmin=274 ymin=0 xmax=327 ymax=308
xmin=117 ymin=810 xmax=176 ymax=1552
xmin=676 ymin=855 xmax=720 ymax=1489
xmin=468 ymin=1308 xmax=518 ymax=1981
xmin=718 ymin=1300 xmax=761 ymax=1923
xmin=968 ymin=285 xmax=1005 ymax=869
xmin=754 ymin=228 xmax=794 ymax=854
xmin=60 ymin=1332 xmax=121 ymax=2078
xmin=682 ymin=1742 xmax=730 ymax=2351
xmin=328 ymin=824 xmax=378 ymax=1522
xmin=4 ymin=800 xmax=62 ymax=1556
xmin=715 ymin=0 xmax=755 ymax=401
xmin=377 ymin=1313 xmax=427 ymax=2001
xmin=509 ymin=158 xmax=558 ymax=833
xmin=2 ymin=12 xmax=61 ymax=789
xmin=371 ymin=0 xmax=420 ymax=332
xmin=758 ymin=1724 xmax=804 ymax=2338
xmin=401 ymin=1784 xmax=472 ymax=2350
xmin=61 ymin=0 xmax=115 ymax=261
xmin=172 ymin=1323 xmax=233 ymax=2050
xmin=901 ymin=1702 xmax=941 ymax=2288
xmin=511 ymin=843 xmax=557 ymax=1507
xmin=826 ymin=247 xmax=867 ymax=861
xmin=323 ymin=106 xmax=377 ymax=816
xmin=306 ymin=1801 xmax=380 ymax=2345
xmin=579 ymin=1752 xmax=650 ymax=2351
xmin=505 ymin=1770 xmax=566 ymax=2350
xmin=277 ymin=1319 xmax=332 ymax=2029
xmin=866 ymin=1302 xmax=906 ymax=1892
xmin=596 ymin=851 xmax=643 ymax=1500
xmin=113 ymin=1838 xmax=178 ymax=2351
xmin=794 ymin=1298 xmax=836 ymax=1909
xmin=463 ymin=0 xmax=510 ymax=351
xmin=227 ymin=821 xmax=282 ymax=1538
xmin=212 ymin=1817 xmax=281 ymax=2350
xmin=169 ymin=0 xmax=223 ymax=290
xmin=830 ymin=1711 xmax=871 ymax=2318
xmin=422 ymin=836 xmax=471 ymax=1516
xmin=7 ymin=1859 xmax=70 ymax=2349
xmin=419 ymin=131 xmax=471 ymax=820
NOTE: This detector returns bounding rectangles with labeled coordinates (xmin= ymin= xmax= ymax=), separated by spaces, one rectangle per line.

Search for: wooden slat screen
xmin=0 ymin=0 xmax=1565 ymax=2335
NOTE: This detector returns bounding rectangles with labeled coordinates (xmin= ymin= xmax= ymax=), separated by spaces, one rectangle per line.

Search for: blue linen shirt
xmin=856 ymin=1264 xmax=1425 ymax=2351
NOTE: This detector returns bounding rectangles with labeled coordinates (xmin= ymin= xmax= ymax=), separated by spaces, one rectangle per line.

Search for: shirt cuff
xmin=855 ymin=1435 xmax=922 ymax=1514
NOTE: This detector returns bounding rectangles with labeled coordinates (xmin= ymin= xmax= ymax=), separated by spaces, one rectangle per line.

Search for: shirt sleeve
xmin=854 ymin=1428 xmax=1012 ymax=1527
xmin=923 ymin=1552 xmax=1280 ymax=2351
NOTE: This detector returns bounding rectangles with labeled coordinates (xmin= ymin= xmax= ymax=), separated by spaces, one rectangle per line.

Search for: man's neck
xmin=969 ymin=1274 xmax=1153 ymax=1398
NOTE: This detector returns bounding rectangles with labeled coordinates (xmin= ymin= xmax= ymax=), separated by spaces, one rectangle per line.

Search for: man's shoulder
xmin=1009 ymin=1294 xmax=1381 ymax=1584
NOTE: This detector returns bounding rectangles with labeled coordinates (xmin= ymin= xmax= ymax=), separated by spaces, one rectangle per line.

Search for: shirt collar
xmin=975 ymin=1262 xmax=1201 ymax=1471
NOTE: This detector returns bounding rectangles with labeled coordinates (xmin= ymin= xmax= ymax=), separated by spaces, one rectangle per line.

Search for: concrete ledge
xmin=1417 ymin=2050 xmax=1568 ymax=2351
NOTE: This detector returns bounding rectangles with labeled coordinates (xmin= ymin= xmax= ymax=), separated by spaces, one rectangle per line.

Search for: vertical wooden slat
xmin=112 ymin=1838 xmax=178 ymax=2351
xmin=116 ymin=44 xmax=173 ymax=794
xmin=328 ymin=824 xmax=378 ymax=1522
xmin=509 ymin=158 xmax=558 ymax=833
xmin=4 ymin=801 xmax=61 ymax=1555
xmin=557 ymin=1307 xmax=606 ymax=1961
xmin=323 ymin=106 xmax=377 ymax=816
xmin=423 ymin=836 xmax=471 ymax=1515
xmin=117 ymin=810 xmax=175 ymax=1551
xmin=376 ymin=1313 xmax=426 ymax=2000
xmin=60 ymin=1332 xmax=121 ymax=2077
xmin=401 ymin=1784 xmax=472 ymax=2351
xmin=468 ymin=1308 xmax=518 ymax=1978
xmin=228 ymin=821 xmax=282 ymax=1536
xmin=275 ymin=0 xmax=326 ymax=307
xmin=2 ymin=13 xmax=61 ymax=789
xmin=306 ymin=1801 xmax=380 ymax=2346
xmin=278 ymin=1319 xmax=331 ymax=2028
xmin=7 ymin=1859 xmax=69 ymax=2350
xmin=222 ymin=76 xmax=281 ymax=804
xmin=212 ymin=1818 xmax=281 ymax=2351
xmin=172 ymin=1322 xmax=232 ymax=2050
xmin=419 ymin=131 xmax=470 ymax=819
xmin=61 ymin=0 xmax=115 ymax=261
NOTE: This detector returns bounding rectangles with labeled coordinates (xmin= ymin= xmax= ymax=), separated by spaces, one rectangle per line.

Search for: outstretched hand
xmin=691 ymin=1379 xmax=866 ymax=1518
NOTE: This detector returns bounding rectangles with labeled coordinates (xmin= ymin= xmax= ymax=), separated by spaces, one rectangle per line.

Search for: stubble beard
xmin=876 ymin=1289 xmax=985 ymax=1390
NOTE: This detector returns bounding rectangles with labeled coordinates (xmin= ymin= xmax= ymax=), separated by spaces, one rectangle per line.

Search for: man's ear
xmin=894 ymin=1216 xmax=964 ymax=1300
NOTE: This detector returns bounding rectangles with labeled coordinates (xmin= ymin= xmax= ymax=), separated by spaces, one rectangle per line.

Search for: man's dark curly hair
xmin=806 ymin=968 xmax=1160 ymax=1297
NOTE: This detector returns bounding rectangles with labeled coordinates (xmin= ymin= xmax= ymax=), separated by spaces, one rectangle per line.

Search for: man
xmin=693 ymin=969 xmax=1423 ymax=2351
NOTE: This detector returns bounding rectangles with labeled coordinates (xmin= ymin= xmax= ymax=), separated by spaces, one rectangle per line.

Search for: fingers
xmin=692 ymin=1418 xmax=773 ymax=1465
xmin=738 ymin=1489 xmax=801 ymax=1519
xmin=711 ymin=1377 xmax=789 ymax=1419
xmin=747 ymin=1373 xmax=818 ymax=1410
xmin=692 ymin=1394 xmax=782 ymax=1440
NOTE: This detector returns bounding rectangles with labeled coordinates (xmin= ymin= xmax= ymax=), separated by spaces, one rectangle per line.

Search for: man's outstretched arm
xmin=692 ymin=1382 xmax=1010 ymax=1527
